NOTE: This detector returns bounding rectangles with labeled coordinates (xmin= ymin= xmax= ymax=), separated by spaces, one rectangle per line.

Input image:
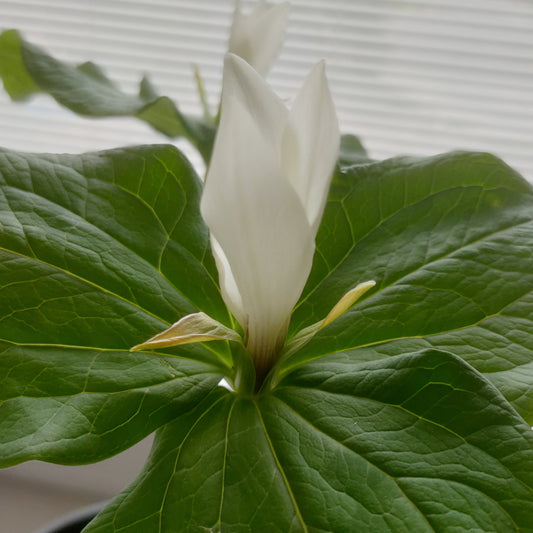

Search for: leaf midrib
xmin=0 ymin=244 xmax=172 ymax=328
xmin=277 ymin=385 xmax=532 ymax=503
xmin=0 ymin=151 xmax=222 ymax=315
xmin=0 ymin=369 xmax=218 ymax=401
xmin=273 ymin=392 xmax=522 ymax=533
xmin=1 ymin=180 xmax=200 ymax=310
xmin=271 ymin=393 xmax=435 ymax=532
xmin=157 ymin=394 xmax=231 ymax=533
xmin=254 ymin=399 xmax=309 ymax=533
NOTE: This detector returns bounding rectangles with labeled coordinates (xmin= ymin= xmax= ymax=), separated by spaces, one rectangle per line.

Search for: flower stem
xmin=246 ymin=319 xmax=288 ymax=392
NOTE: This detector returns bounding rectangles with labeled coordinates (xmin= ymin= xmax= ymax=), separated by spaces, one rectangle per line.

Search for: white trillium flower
xmin=132 ymin=55 xmax=376 ymax=389
xmin=201 ymin=53 xmax=340 ymax=381
xmin=228 ymin=0 xmax=290 ymax=76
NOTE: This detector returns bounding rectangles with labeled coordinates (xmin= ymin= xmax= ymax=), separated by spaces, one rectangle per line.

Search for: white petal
xmin=228 ymin=1 xmax=290 ymax=76
xmin=221 ymin=54 xmax=287 ymax=156
xmin=202 ymin=59 xmax=315 ymax=366
xmin=210 ymin=235 xmax=246 ymax=327
xmin=281 ymin=60 xmax=340 ymax=232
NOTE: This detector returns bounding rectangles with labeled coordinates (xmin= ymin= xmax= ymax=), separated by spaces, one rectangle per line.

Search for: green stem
xmin=232 ymin=343 xmax=256 ymax=397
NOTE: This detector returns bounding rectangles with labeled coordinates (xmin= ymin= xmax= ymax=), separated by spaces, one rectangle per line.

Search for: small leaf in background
xmin=0 ymin=30 xmax=216 ymax=161
xmin=0 ymin=29 xmax=39 ymax=100
xmin=338 ymin=133 xmax=371 ymax=166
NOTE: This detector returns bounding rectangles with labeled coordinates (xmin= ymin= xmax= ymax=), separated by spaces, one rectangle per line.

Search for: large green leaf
xmin=0 ymin=30 xmax=215 ymax=161
xmin=0 ymin=144 xmax=231 ymax=464
xmin=285 ymin=151 xmax=533 ymax=423
xmin=1 ymin=138 xmax=533 ymax=532
xmin=84 ymin=350 xmax=533 ymax=532
xmin=0 ymin=145 xmax=228 ymax=335
xmin=0 ymin=341 xmax=220 ymax=466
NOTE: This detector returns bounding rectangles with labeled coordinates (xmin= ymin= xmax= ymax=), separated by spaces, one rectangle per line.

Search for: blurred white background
xmin=0 ymin=0 xmax=532 ymax=531
xmin=0 ymin=0 xmax=532 ymax=178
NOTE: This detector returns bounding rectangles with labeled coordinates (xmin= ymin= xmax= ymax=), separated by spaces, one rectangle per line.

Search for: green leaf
xmin=0 ymin=341 xmax=220 ymax=466
xmin=0 ymin=143 xmax=232 ymax=464
xmin=338 ymin=134 xmax=371 ymax=166
xmin=0 ymin=29 xmax=39 ymax=100
xmin=0 ymin=145 xmax=229 ymax=342
xmin=286 ymin=151 xmax=533 ymax=423
xmin=84 ymin=350 xmax=533 ymax=532
xmin=0 ymin=30 xmax=215 ymax=161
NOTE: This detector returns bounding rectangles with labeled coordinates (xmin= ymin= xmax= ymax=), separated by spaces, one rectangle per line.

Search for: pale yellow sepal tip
xmin=321 ymin=280 xmax=376 ymax=329
xmin=130 ymin=312 xmax=241 ymax=352
xmin=279 ymin=279 xmax=376 ymax=361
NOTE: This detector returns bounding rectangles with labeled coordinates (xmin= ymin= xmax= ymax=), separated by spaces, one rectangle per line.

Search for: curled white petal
xmin=282 ymin=60 xmax=340 ymax=232
xmin=220 ymin=54 xmax=287 ymax=155
xmin=209 ymin=236 xmax=246 ymax=328
xmin=229 ymin=0 xmax=290 ymax=76
xmin=202 ymin=53 xmax=339 ymax=379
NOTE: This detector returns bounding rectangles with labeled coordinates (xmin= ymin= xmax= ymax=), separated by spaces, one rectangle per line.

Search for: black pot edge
xmin=33 ymin=500 xmax=109 ymax=533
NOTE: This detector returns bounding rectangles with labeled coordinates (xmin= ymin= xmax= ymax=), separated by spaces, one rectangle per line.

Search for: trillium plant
xmin=1 ymin=2 xmax=533 ymax=532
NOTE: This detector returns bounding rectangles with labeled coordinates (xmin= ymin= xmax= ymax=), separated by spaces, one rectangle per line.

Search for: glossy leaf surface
xmin=0 ymin=342 xmax=220 ymax=466
xmin=85 ymin=350 xmax=533 ymax=532
xmin=0 ymin=145 xmax=228 ymax=464
xmin=285 ymin=152 xmax=533 ymax=423
xmin=0 ymin=142 xmax=532 ymax=531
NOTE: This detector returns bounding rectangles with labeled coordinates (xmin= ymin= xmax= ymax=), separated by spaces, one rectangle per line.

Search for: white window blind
xmin=0 ymin=0 xmax=532 ymax=180
xmin=0 ymin=1 xmax=532 ymax=527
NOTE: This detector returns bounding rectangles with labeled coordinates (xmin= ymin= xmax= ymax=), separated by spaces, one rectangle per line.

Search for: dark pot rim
xmin=33 ymin=501 xmax=108 ymax=533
